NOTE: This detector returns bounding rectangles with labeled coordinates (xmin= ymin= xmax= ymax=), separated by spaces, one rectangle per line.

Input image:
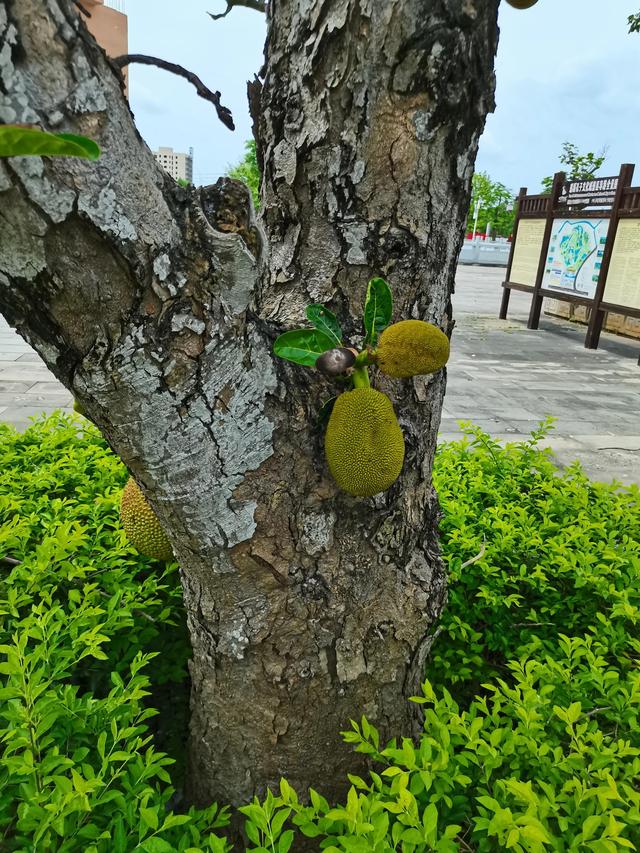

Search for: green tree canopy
xmin=228 ymin=139 xmax=260 ymax=208
xmin=541 ymin=141 xmax=607 ymax=194
xmin=466 ymin=171 xmax=515 ymax=237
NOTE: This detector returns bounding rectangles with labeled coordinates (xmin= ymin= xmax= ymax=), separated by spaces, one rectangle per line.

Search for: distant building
xmin=78 ymin=0 xmax=128 ymax=93
xmin=153 ymin=147 xmax=194 ymax=183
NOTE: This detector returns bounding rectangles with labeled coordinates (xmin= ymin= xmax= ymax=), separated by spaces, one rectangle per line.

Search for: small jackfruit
xmin=73 ymin=399 xmax=85 ymax=417
xmin=325 ymin=388 xmax=404 ymax=496
xmin=120 ymin=477 xmax=173 ymax=561
xmin=376 ymin=319 xmax=449 ymax=378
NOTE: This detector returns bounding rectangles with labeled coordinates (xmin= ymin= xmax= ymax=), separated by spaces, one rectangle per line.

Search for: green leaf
xmin=273 ymin=329 xmax=335 ymax=367
xmin=161 ymin=813 xmax=191 ymax=830
xmin=581 ymin=815 xmax=602 ymax=842
xmin=140 ymin=806 xmax=159 ymax=831
xmin=305 ymin=305 xmax=343 ymax=347
xmin=0 ymin=126 xmax=100 ymax=160
xmin=278 ymin=830 xmax=295 ymax=853
xmin=422 ymin=802 xmax=438 ymax=834
xmin=271 ymin=807 xmax=292 ymax=838
xmin=363 ymin=277 xmax=392 ymax=346
xmin=140 ymin=839 xmax=174 ymax=853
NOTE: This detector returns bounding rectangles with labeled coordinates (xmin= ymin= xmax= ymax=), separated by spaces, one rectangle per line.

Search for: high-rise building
xmin=78 ymin=0 xmax=128 ymax=92
xmin=153 ymin=147 xmax=194 ymax=183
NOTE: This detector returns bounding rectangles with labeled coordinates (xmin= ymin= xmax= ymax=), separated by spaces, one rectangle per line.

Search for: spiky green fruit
xmin=120 ymin=477 xmax=173 ymax=561
xmin=376 ymin=319 xmax=449 ymax=378
xmin=73 ymin=399 xmax=85 ymax=417
xmin=325 ymin=388 xmax=404 ymax=496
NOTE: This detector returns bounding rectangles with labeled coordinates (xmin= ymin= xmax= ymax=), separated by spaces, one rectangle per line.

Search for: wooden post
xmin=584 ymin=163 xmax=635 ymax=349
xmin=499 ymin=186 xmax=527 ymax=320
xmin=527 ymin=172 xmax=564 ymax=330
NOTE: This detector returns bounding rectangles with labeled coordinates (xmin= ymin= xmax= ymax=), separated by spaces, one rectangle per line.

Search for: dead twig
xmin=208 ymin=0 xmax=265 ymax=21
xmin=0 ymin=555 xmax=21 ymax=566
xmin=112 ymin=54 xmax=235 ymax=130
xmin=460 ymin=538 xmax=486 ymax=570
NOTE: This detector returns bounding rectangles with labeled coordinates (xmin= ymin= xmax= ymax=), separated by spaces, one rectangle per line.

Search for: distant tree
xmin=228 ymin=139 xmax=260 ymax=208
xmin=466 ymin=171 xmax=515 ymax=237
xmin=628 ymin=11 xmax=640 ymax=32
xmin=176 ymin=176 xmax=191 ymax=188
xmin=541 ymin=141 xmax=607 ymax=193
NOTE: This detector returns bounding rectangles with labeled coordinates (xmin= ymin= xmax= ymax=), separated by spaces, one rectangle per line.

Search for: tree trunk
xmin=0 ymin=0 xmax=498 ymax=809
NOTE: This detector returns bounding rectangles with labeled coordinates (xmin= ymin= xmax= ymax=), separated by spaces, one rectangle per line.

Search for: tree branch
xmin=208 ymin=0 xmax=265 ymax=21
xmin=113 ymin=54 xmax=235 ymax=130
xmin=73 ymin=0 xmax=91 ymax=17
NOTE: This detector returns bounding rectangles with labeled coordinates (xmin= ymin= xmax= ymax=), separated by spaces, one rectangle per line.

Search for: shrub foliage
xmin=0 ymin=414 xmax=638 ymax=851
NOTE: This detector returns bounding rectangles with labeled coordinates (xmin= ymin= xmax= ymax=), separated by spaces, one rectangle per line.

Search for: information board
xmin=542 ymin=218 xmax=609 ymax=300
xmin=603 ymin=219 xmax=640 ymax=310
xmin=509 ymin=219 xmax=546 ymax=286
xmin=557 ymin=176 xmax=618 ymax=208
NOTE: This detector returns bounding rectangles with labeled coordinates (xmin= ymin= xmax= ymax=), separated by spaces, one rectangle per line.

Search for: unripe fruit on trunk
xmin=325 ymin=388 xmax=405 ymax=496
xmin=376 ymin=319 xmax=450 ymax=379
xmin=120 ymin=477 xmax=173 ymax=561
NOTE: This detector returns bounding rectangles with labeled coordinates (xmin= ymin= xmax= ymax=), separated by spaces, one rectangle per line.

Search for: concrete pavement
xmin=447 ymin=266 xmax=640 ymax=485
xmin=0 ymin=322 xmax=72 ymax=427
xmin=0 ymin=266 xmax=639 ymax=484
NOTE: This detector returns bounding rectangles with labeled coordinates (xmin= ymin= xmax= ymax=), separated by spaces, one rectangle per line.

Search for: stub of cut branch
xmin=208 ymin=0 xmax=266 ymax=21
xmin=113 ymin=54 xmax=235 ymax=130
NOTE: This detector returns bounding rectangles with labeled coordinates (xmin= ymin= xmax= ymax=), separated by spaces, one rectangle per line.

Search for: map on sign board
xmin=542 ymin=219 xmax=609 ymax=300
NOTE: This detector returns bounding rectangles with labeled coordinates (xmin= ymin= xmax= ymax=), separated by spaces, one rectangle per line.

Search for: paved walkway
xmin=1 ymin=266 xmax=639 ymax=484
xmin=0 ymin=325 xmax=72 ymax=425
xmin=447 ymin=267 xmax=639 ymax=486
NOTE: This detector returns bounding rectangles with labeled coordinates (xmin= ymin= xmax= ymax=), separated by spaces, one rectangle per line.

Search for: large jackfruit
xmin=376 ymin=319 xmax=450 ymax=378
xmin=120 ymin=477 xmax=173 ymax=561
xmin=325 ymin=388 xmax=405 ymax=496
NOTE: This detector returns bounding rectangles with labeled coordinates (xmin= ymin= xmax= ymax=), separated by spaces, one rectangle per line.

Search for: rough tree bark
xmin=0 ymin=0 xmax=498 ymax=808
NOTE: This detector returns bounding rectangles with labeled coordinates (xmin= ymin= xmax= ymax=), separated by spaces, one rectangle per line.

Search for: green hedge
xmin=0 ymin=414 xmax=638 ymax=851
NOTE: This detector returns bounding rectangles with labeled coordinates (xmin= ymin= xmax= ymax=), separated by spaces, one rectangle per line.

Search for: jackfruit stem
xmin=352 ymin=365 xmax=371 ymax=389
xmin=355 ymin=348 xmax=375 ymax=367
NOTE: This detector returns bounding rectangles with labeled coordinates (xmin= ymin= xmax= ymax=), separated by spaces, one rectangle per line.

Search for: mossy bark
xmin=0 ymin=0 xmax=499 ymax=813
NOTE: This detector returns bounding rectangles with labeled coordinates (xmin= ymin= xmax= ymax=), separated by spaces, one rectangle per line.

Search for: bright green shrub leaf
xmin=140 ymin=838 xmax=174 ymax=853
xmin=0 ymin=126 xmax=100 ymax=159
xmin=422 ymin=802 xmax=438 ymax=834
xmin=161 ymin=813 xmax=191 ymax=830
xmin=273 ymin=329 xmax=335 ymax=367
xmin=278 ymin=829 xmax=295 ymax=853
xmin=140 ymin=806 xmax=159 ymax=831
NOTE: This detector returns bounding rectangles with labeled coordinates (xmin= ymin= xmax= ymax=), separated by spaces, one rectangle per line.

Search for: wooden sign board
xmin=603 ymin=219 xmax=640 ymax=311
xmin=557 ymin=176 xmax=619 ymax=208
xmin=509 ymin=219 xmax=545 ymax=287
xmin=499 ymin=164 xmax=640 ymax=359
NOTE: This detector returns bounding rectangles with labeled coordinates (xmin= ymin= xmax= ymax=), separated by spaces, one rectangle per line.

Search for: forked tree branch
xmin=113 ymin=54 xmax=235 ymax=130
xmin=208 ymin=0 xmax=265 ymax=21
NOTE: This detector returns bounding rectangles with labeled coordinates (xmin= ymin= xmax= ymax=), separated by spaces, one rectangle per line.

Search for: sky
xmin=125 ymin=0 xmax=640 ymax=195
